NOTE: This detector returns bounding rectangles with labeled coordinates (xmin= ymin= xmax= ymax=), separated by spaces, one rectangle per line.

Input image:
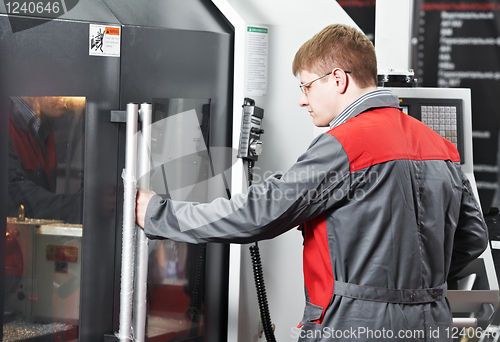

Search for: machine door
xmin=117 ymin=21 xmax=233 ymax=342
xmin=115 ymin=98 xmax=230 ymax=342
xmin=1 ymin=14 xmax=121 ymax=342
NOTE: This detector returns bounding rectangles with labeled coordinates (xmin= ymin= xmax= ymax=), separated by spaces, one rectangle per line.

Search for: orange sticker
xmin=46 ymin=245 xmax=78 ymax=263
xmin=105 ymin=27 xmax=120 ymax=35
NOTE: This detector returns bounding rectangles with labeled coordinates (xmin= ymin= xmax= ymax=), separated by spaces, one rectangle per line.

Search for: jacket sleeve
xmin=144 ymin=133 xmax=351 ymax=244
xmin=448 ymin=170 xmax=489 ymax=279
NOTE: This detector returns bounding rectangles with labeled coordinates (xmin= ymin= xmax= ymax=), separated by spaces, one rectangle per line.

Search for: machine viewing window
xmin=399 ymin=97 xmax=465 ymax=164
xmin=5 ymin=96 xmax=85 ymax=341
xmin=146 ymin=98 xmax=219 ymax=341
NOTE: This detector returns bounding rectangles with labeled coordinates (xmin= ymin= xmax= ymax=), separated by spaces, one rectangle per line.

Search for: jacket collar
xmin=329 ymin=89 xmax=401 ymax=129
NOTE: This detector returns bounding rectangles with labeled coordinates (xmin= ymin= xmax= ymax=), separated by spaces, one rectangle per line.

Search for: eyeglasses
xmin=299 ymin=70 xmax=351 ymax=94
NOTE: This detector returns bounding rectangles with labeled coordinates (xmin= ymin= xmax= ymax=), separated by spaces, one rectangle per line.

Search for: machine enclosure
xmin=0 ymin=1 xmax=233 ymax=340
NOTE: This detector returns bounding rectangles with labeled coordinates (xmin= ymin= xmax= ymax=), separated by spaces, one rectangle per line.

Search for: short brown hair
xmin=292 ymin=24 xmax=377 ymax=88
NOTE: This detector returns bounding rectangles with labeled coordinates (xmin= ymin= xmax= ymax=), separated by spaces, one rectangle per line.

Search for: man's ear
xmin=332 ymin=68 xmax=348 ymax=94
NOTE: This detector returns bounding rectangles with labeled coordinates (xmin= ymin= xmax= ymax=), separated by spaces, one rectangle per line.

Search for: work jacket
xmin=144 ymin=91 xmax=488 ymax=341
xmin=8 ymin=111 xmax=82 ymax=223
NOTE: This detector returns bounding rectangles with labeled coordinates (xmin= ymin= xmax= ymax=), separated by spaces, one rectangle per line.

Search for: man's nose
xmin=299 ymin=92 xmax=308 ymax=107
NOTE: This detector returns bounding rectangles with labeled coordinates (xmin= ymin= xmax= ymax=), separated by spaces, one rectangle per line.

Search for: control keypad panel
xmin=420 ymin=105 xmax=458 ymax=148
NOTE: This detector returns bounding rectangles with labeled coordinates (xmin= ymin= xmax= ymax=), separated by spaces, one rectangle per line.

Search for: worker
xmin=8 ymin=96 xmax=83 ymax=223
xmin=136 ymin=24 xmax=488 ymax=341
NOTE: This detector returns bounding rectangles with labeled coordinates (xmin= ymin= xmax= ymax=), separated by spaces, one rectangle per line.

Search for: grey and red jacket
xmin=145 ymin=91 xmax=488 ymax=341
xmin=8 ymin=108 xmax=82 ymax=223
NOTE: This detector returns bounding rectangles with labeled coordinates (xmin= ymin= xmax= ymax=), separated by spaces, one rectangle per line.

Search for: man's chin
xmin=312 ymin=119 xmax=329 ymax=128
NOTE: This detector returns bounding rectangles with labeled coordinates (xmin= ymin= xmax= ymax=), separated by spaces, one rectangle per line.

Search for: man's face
xmin=298 ymin=69 xmax=339 ymax=127
xmin=39 ymin=97 xmax=69 ymax=118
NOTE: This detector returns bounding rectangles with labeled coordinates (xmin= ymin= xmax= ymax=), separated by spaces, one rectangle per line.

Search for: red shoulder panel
xmin=328 ymin=108 xmax=461 ymax=172
xmin=9 ymin=119 xmax=57 ymax=185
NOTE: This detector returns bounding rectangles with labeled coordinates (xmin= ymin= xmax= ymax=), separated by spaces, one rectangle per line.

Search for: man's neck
xmin=350 ymin=85 xmax=378 ymax=101
xmin=340 ymin=85 xmax=378 ymax=111
xmin=328 ymin=86 xmax=389 ymax=129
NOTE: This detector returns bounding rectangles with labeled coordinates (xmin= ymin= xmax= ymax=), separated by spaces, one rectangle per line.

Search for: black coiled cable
xmin=188 ymin=243 xmax=206 ymax=337
xmin=247 ymin=160 xmax=254 ymax=185
xmin=247 ymin=160 xmax=277 ymax=342
xmin=250 ymin=242 xmax=276 ymax=342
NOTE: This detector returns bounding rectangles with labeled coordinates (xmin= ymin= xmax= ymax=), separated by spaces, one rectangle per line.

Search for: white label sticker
xmin=245 ymin=25 xmax=268 ymax=96
xmin=89 ymin=24 xmax=121 ymax=57
xmin=491 ymin=240 xmax=500 ymax=250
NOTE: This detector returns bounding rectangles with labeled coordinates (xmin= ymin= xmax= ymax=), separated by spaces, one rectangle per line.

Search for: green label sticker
xmin=247 ymin=27 xmax=268 ymax=34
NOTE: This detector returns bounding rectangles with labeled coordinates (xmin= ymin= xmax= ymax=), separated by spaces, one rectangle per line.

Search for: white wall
xmin=212 ymin=1 xmax=360 ymax=341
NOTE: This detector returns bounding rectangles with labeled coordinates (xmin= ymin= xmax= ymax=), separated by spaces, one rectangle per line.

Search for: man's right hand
xmin=136 ymin=188 xmax=156 ymax=229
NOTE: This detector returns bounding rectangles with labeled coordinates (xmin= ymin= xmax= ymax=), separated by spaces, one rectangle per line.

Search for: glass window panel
xmin=5 ymin=96 xmax=85 ymax=341
xmin=146 ymin=98 xmax=221 ymax=341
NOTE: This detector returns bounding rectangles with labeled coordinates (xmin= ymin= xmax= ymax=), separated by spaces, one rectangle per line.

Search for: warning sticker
xmin=89 ymin=24 xmax=121 ymax=57
xmin=105 ymin=27 xmax=120 ymax=35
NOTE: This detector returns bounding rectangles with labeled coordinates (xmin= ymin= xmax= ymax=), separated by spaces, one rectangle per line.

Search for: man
xmin=137 ymin=24 xmax=488 ymax=341
xmin=8 ymin=96 xmax=83 ymax=223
